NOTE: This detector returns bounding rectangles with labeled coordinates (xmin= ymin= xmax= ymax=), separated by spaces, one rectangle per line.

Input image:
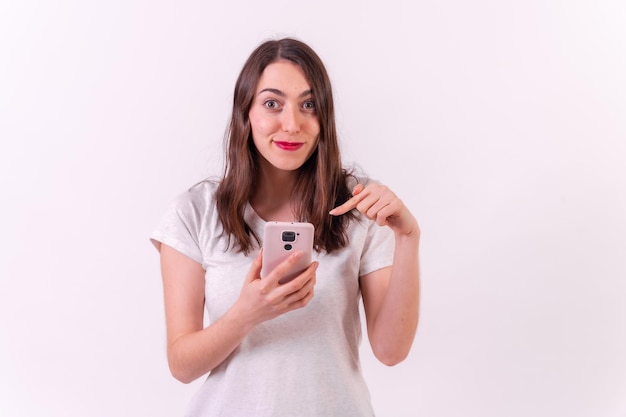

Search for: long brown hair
xmin=216 ymin=38 xmax=356 ymax=254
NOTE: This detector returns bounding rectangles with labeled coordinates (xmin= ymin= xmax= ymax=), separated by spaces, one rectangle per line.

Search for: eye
xmin=263 ymin=99 xmax=280 ymax=110
xmin=302 ymin=100 xmax=316 ymax=111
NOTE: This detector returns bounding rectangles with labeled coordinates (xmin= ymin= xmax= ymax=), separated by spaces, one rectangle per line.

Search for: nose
xmin=280 ymin=106 xmax=301 ymax=134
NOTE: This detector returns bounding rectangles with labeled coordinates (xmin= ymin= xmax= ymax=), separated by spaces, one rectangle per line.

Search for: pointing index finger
xmin=329 ymin=199 xmax=357 ymax=216
xmin=329 ymin=184 xmax=365 ymax=216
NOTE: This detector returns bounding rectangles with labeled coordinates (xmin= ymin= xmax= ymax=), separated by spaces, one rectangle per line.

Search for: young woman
xmin=151 ymin=37 xmax=420 ymax=416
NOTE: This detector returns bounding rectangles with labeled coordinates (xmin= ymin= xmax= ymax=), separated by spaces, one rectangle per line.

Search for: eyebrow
xmin=257 ymin=88 xmax=313 ymax=98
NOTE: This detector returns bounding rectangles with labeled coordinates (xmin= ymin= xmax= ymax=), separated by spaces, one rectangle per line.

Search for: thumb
xmin=352 ymin=183 xmax=365 ymax=196
xmin=245 ymin=248 xmax=263 ymax=284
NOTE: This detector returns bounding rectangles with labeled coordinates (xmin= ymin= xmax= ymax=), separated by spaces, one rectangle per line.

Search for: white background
xmin=1 ymin=1 xmax=625 ymax=416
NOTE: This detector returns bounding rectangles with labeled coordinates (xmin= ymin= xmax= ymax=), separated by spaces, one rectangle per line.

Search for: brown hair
xmin=215 ymin=38 xmax=355 ymax=254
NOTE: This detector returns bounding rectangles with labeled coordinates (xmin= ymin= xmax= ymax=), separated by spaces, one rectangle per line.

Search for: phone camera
xmin=281 ymin=231 xmax=296 ymax=242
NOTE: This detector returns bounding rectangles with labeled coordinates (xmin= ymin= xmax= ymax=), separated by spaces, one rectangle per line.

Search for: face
xmin=248 ymin=60 xmax=320 ymax=173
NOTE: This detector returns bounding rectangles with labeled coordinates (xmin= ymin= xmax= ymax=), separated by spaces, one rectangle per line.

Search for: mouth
xmin=274 ymin=141 xmax=304 ymax=151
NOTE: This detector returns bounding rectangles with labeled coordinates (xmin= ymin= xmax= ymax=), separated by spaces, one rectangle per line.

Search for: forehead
xmin=256 ymin=60 xmax=311 ymax=93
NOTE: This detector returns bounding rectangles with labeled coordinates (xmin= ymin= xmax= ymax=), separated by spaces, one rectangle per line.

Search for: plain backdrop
xmin=1 ymin=1 xmax=625 ymax=416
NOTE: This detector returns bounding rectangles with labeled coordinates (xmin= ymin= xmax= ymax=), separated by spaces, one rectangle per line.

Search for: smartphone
xmin=261 ymin=221 xmax=315 ymax=284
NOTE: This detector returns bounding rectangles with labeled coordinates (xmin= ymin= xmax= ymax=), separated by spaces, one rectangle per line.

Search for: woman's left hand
xmin=332 ymin=183 xmax=421 ymax=366
xmin=329 ymin=183 xmax=419 ymax=238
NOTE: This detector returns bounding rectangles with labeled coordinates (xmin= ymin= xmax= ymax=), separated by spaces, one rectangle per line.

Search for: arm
xmin=160 ymin=244 xmax=318 ymax=383
xmin=360 ymin=232 xmax=420 ymax=365
xmin=330 ymin=183 xmax=420 ymax=366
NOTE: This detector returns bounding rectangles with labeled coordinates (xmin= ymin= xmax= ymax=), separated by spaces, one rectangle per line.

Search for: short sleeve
xmin=359 ymin=220 xmax=395 ymax=277
xmin=150 ymin=189 xmax=205 ymax=265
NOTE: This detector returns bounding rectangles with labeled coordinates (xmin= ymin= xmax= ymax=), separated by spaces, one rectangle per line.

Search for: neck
xmin=251 ymin=164 xmax=298 ymax=221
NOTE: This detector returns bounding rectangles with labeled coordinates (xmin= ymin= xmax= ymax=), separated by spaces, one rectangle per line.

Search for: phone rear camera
xmin=282 ymin=231 xmax=296 ymax=242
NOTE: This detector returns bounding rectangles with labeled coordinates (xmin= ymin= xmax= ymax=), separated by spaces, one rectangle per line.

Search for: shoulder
xmin=161 ymin=178 xmax=221 ymax=224
xmin=187 ymin=177 xmax=220 ymax=199
xmin=343 ymin=163 xmax=374 ymax=189
xmin=174 ymin=178 xmax=220 ymax=207
xmin=151 ymin=179 xmax=223 ymax=262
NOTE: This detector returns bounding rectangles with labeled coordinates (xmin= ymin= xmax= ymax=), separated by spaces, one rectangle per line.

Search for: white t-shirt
xmin=151 ymin=179 xmax=395 ymax=417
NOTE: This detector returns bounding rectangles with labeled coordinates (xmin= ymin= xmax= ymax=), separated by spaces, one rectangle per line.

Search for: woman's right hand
xmin=160 ymin=245 xmax=316 ymax=383
xmin=234 ymin=249 xmax=318 ymax=327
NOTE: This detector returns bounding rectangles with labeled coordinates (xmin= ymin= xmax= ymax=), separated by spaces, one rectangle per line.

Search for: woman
xmin=151 ymin=37 xmax=420 ymax=416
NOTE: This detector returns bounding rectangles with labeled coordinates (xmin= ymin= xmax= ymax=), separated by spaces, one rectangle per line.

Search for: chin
xmin=277 ymin=163 xmax=306 ymax=172
xmin=266 ymin=154 xmax=308 ymax=171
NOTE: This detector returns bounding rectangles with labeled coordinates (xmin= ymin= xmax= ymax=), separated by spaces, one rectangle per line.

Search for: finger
xmin=370 ymin=198 xmax=409 ymax=230
xmin=364 ymin=194 xmax=395 ymax=219
xmin=285 ymin=280 xmax=315 ymax=310
xmin=291 ymin=261 xmax=318 ymax=287
xmin=279 ymin=261 xmax=317 ymax=295
xmin=282 ymin=263 xmax=318 ymax=307
xmin=357 ymin=187 xmax=395 ymax=220
xmin=351 ymin=183 xmax=365 ymax=195
xmin=264 ymin=250 xmax=305 ymax=285
xmin=355 ymin=193 xmax=382 ymax=216
xmin=372 ymin=203 xmax=396 ymax=226
xmin=329 ymin=198 xmax=358 ymax=216
xmin=245 ymin=248 xmax=263 ymax=284
xmin=329 ymin=184 xmax=366 ymax=216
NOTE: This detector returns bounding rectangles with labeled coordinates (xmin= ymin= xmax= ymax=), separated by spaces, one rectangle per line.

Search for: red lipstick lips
xmin=274 ymin=141 xmax=304 ymax=151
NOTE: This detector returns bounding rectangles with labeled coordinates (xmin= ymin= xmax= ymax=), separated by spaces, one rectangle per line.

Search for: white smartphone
xmin=261 ymin=221 xmax=315 ymax=284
